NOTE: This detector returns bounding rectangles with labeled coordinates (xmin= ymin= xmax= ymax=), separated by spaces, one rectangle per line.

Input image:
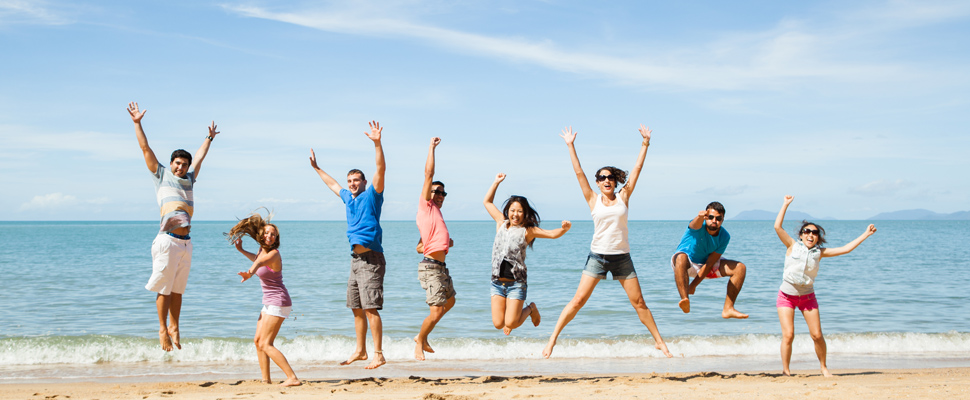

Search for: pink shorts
xmin=776 ymin=290 xmax=818 ymax=311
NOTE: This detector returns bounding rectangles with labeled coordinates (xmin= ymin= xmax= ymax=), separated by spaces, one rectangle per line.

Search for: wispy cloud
xmin=222 ymin=2 xmax=938 ymax=91
xmin=0 ymin=0 xmax=71 ymax=25
xmin=0 ymin=125 xmax=133 ymax=160
xmin=848 ymin=179 xmax=911 ymax=196
xmin=19 ymin=192 xmax=77 ymax=211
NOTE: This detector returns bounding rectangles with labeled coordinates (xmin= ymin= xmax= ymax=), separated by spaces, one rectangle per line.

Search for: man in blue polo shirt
xmin=309 ymin=120 xmax=387 ymax=370
xmin=671 ymin=201 xmax=749 ymax=319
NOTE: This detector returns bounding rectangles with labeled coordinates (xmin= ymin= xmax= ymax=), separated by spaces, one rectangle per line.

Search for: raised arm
xmin=688 ymin=209 xmax=708 ymax=230
xmin=527 ymin=220 xmax=572 ymax=241
xmin=128 ymin=102 xmax=159 ymax=173
xmin=483 ymin=173 xmax=507 ymax=224
xmin=421 ymin=137 xmax=441 ymax=201
xmin=774 ymin=195 xmax=796 ymax=247
xmin=237 ymin=249 xmax=281 ymax=283
xmin=618 ymin=124 xmax=652 ymax=204
xmin=234 ymin=238 xmax=257 ymax=262
xmin=560 ymin=127 xmax=595 ymax=209
xmin=366 ymin=120 xmax=385 ymax=193
xmin=822 ymin=224 xmax=877 ymax=258
xmin=190 ymin=121 xmax=220 ymax=180
xmin=309 ymin=148 xmax=343 ymax=196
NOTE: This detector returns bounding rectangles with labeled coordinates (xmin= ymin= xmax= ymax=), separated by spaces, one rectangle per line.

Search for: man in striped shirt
xmin=128 ymin=102 xmax=220 ymax=351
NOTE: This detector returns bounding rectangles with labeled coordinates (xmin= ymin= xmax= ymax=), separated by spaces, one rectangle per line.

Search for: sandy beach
xmin=5 ymin=367 xmax=968 ymax=400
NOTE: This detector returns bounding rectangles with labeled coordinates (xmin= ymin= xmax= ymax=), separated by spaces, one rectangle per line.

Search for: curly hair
xmin=798 ymin=221 xmax=827 ymax=245
xmin=596 ymin=166 xmax=628 ymax=185
xmin=502 ymin=195 xmax=541 ymax=247
xmin=226 ymin=209 xmax=280 ymax=252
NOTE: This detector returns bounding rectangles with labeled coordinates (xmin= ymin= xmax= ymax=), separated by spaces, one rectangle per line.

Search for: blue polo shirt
xmin=340 ymin=185 xmax=383 ymax=252
xmin=675 ymin=220 xmax=730 ymax=264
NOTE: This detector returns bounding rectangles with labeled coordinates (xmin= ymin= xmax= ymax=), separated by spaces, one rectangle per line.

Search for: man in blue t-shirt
xmin=670 ymin=201 xmax=749 ymax=319
xmin=309 ymin=120 xmax=387 ymax=370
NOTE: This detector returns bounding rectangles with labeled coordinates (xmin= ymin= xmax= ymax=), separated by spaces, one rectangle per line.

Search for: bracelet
xmin=642 ymin=140 xmax=650 ymax=146
xmin=206 ymin=135 xmax=214 ymax=141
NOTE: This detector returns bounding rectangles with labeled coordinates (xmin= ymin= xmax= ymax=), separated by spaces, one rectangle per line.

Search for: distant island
xmin=732 ymin=208 xmax=969 ymax=221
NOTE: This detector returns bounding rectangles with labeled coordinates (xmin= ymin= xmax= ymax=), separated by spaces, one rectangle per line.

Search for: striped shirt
xmin=152 ymin=165 xmax=195 ymax=233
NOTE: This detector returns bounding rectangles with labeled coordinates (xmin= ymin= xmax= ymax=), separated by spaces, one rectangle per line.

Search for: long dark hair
xmin=502 ymin=195 xmax=540 ymax=247
xmin=226 ymin=209 xmax=280 ymax=251
xmin=798 ymin=220 xmax=827 ymax=245
xmin=596 ymin=166 xmax=628 ymax=185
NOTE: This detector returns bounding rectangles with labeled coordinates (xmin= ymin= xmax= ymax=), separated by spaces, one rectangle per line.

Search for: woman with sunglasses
xmin=483 ymin=173 xmax=572 ymax=335
xmin=774 ymin=195 xmax=877 ymax=377
xmin=229 ymin=211 xmax=301 ymax=387
xmin=542 ymin=125 xmax=672 ymax=359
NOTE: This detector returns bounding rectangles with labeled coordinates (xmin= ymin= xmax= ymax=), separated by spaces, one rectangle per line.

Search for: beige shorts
xmin=671 ymin=252 xmax=724 ymax=279
xmin=146 ymin=233 xmax=192 ymax=295
xmin=418 ymin=258 xmax=456 ymax=306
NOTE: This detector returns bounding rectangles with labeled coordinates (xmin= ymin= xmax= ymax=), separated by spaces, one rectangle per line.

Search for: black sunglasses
xmin=595 ymin=174 xmax=616 ymax=182
xmin=707 ymin=215 xmax=724 ymax=222
xmin=432 ymin=189 xmax=448 ymax=197
xmin=801 ymin=228 xmax=820 ymax=235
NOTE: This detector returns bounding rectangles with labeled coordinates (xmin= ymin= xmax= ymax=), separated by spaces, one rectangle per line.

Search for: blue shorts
xmin=490 ymin=280 xmax=527 ymax=301
xmin=583 ymin=252 xmax=637 ymax=280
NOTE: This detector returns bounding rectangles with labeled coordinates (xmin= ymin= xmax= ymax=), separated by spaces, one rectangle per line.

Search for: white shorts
xmin=146 ymin=233 xmax=192 ymax=295
xmin=262 ymin=305 xmax=292 ymax=319
xmin=671 ymin=252 xmax=724 ymax=279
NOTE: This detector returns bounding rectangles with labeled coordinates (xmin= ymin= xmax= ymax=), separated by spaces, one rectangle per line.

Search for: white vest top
xmin=590 ymin=193 xmax=630 ymax=254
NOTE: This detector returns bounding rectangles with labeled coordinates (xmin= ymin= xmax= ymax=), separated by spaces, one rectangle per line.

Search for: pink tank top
xmin=256 ymin=255 xmax=291 ymax=307
xmin=416 ymin=198 xmax=450 ymax=256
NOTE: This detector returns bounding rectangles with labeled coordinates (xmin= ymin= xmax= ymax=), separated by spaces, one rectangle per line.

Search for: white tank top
xmin=590 ymin=193 xmax=630 ymax=254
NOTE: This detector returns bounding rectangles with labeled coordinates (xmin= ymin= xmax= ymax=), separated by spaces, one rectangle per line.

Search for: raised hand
xmin=208 ymin=121 xmax=220 ymax=138
xmin=560 ymin=126 xmax=577 ymax=145
xmin=234 ymin=238 xmax=243 ymax=251
xmin=366 ymin=120 xmax=382 ymax=142
xmin=237 ymin=270 xmax=253 ymax=283
xmin=495 ymin=173 xmax=506 ymax=183
xmin=638 ymin=124 xmax=652 ymax=142
xmin=127 ymin=102 xmax=146 ymax=123
xmin=783 ymin=195 xmax=794 ymax=205
xmin=309 ymin=148 xmax=320 ymax=169
xmin=430 ymin=137 xmax=441 ymax=147
xmin=561 ymin=220 xmax=572 ymax=230
xmin=865 ymin=224 xmax=877 ymax=236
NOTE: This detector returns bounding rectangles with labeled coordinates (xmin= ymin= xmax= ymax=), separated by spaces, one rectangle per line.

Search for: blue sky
xmin=2 ymin=0 xmax=968 ymax=222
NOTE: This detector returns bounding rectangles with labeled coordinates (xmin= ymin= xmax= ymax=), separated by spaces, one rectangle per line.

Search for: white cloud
xmin=0 ymin=125 xmax=134 ymax=160
xmin=848 ymin=179 xmax=911 ymax=196
xmin=222 ymin=2 xmax=938 ymax=92
xmin=0 ymin=0 xmax=71 ymax=25
xmin=19 ymin=192 xmax=77 ymax=211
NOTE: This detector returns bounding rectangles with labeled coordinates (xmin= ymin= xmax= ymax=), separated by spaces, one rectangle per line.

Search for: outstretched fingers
xmin=559 ymin=126 xmax=577 ymax=144
xmin=638 ymin=124 xmax=652 ymax=140
xmin=366 ymin=120 xmax=382 ymax=141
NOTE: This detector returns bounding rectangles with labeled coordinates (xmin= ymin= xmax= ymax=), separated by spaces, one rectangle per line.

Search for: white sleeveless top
xmin=590 ymin=193 xmax=630 ymax=254
xmin=780 ymin=241 xmax=823 ymax=296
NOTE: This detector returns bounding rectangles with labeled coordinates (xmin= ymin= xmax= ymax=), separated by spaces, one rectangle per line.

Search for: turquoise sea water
xmin=1 ymin=220 xmax=968 ymax=382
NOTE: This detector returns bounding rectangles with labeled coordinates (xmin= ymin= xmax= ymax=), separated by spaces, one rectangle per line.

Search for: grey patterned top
xmin=491 ymin=220 xmax=528 ymax=282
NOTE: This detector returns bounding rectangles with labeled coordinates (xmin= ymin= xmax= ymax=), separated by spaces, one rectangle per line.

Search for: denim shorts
xmin=583 ymin=252 xmax=637 ymax=280
xmin=490 ymin=280 xmax=527 ymax=301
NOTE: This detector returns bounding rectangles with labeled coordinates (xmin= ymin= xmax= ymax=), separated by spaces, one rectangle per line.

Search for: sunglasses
xmin=801 ymin=228 xmax=820 ymax=236
xmin=432 ymin=189 xmax=448 ymax=197
xmin=595 ymin=174 xmax=616 ymax=182
xmin=706 ymin=215 xmax=724 ymax=222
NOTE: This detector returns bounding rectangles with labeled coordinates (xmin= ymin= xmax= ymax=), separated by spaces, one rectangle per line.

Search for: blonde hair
xmin=226 ymin=209 xmax=280 ymax=251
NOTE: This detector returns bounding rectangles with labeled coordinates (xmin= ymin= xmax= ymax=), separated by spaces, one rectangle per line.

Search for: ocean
xmin=1 ymin=220 xmax=968 ymax=382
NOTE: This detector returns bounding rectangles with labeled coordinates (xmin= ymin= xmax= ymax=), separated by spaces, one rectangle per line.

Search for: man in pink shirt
xmin=414 ymin=137 xmax=456 ymax=361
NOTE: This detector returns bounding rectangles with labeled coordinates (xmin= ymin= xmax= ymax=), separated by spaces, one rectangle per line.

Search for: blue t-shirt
xmin=340 ymin=185 xmax=384 ymax=252
xmin=675 ymin=220 xmax=730 ymax=264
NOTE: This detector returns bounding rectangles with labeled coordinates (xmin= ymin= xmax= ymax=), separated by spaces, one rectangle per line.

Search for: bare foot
xmin=414 ymin=337 xmax=434 ymax=361
xmin=503 ymin=327 xmax=512 ymax=335
xmin=529 ymin=303 xmax=541 ymax=327
xmin=782 ymin=370 xmax=792 ymax=377
xmin=655 ymin=341 xmax=673 ymax=358
xmin=167 ymin=325 xmax=181 ymax=350
xmin=339 ymin=350 xmax=367 ymax=366
xmin=365 ymin=352 xmax=386 ymax=369
xmin=261 ymin=379 xmax=273 ymax=384
xmin=721 ymin=308 xmax=749 ymax=319
xmin=280 ymin=377 xmax=302 ymax=387
xmin=678 ymin=298 xmax=690 ymax=313
xmin=542 ymin=340 xmax=556 ymax=359
xmin=158 ymin=328 xmax=172 ymax=352
xmin=821 ymin=367 xmax=833 ymax=377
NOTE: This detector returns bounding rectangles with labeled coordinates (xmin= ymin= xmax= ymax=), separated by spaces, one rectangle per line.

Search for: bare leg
xmin=619 ymin=278 xmax=672 ymax=358
xmin=672 ymin=253 xmax=692 ymax=313
xmin=543 ymin=274 xmax=599 ymax=358
xmin=802 ymin=308 xmax=831 ymax=377
xmin=719 ymin=260 xmax=748 ymax=319
xmin=415 ymin=296 xmax=455 ymax=360
xmin=341 ymin=309 xmax=369 ymax=365
xmin=254 ymin=313 xmax=301 ymax=387
xmin=155 ymin=294 xmax=173 ymax=351
xmin=528 ymin=302 xmax=540 ymax=327
xmin=254 ymin=313 xmax=272 ymax=383
xmin=777 ymin=306 xmax=796 ymax=376
xmin=503 ymin=298 xmax=528 ymax=333
xmin=491 ymin=295 xmax=508 ymax=333
xmin=167 ymin=292 xmax=183 ymax=349
xmin=364 ymin=309 xmax=385 ymax=369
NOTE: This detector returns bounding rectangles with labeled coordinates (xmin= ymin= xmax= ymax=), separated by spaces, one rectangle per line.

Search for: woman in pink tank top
xmin=229 ymin=211 xmax=301 ymax=387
